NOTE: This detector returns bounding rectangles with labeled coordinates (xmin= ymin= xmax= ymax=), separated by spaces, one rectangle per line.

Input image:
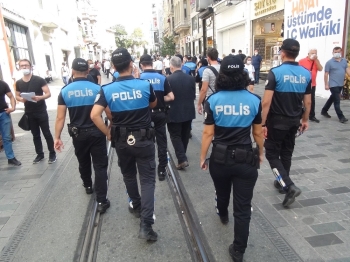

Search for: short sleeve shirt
xmin=88 ymin=68 xmax=101 ymax=84
xmin=202 ymin=64 xmax=220 ymax=95
xmin=16 ymin=75 xmax=47 ymax=113
xmin=0 ymin=80 xmax=11 ymax=112
xmin=299 ymin=57 xmax=318 ymax=86
xmin=324 ymin=58 xmax=348 ymax=87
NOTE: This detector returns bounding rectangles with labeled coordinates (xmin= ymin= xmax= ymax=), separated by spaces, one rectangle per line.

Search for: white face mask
xmin=333 ymin=53 xmax=341 ymax=59
xmin=89 ymin=64 xmax=94 ymax=69
xmin=21 ymin=69 xmax=31 ymax=75
xmin=254 ymin=52 xmax=258 ymax=55
xmin=247 ymin=61 xmax=252 ymax=65
xmin=310 ymin=54 xmax=316 ymax=60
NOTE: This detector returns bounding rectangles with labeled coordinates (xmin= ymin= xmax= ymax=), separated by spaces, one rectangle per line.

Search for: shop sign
xmin=284 ymin=0 xmax=347 ymax=97
xmin=251 ymin=0 xmax=284 ymax=19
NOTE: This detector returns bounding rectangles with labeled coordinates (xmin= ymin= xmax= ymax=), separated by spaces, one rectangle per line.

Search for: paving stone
xmin=327 ymin=147 xmax=346 ymax=152
xmin=307 ymin=135 xmax=324 ymax=138
xmin=293 ymin=156 xmax=309 ymax=161
xmin=333 ymin=138 xmax=349 ymax=141
xmin=272 ymin=201 xmax=302 ymax=211
xmin=323 ymin=194 xmax=350 ymax=204
xmin=0 ymin=217 xmax=10 ymax=225
xmin=0 ymin=204 xmax=20 ymax=211
xmin=307 ymin=154 xmax=328 ymax=158
xmin=302 ymin=216 xmax=321 ymax=225
xmin=311 ymin=222 xmax=346 ymax=235
xmin=293 ymin=168 xmax=319 ymax=174
xmin=342 ymin=210 xmax=350 ymax=219
xmin=298 ymin=197 xmax=327 ymax=207
xmin=326 ymin=187 xmax=350 ymax=195
xmin=305 ymin=233 xmax=343 ymax=247
xmin=315 ymin=142 xmax=332 ymax=146
xmin=320 ymin=203 xmax=350 ymax=213
xmin=338 ymin=159 xmax=350 ymax=163
xmin=328 ymin=257 xmax=350 ymax=262
xmin=314 ymin=246 xmax=343 ymax=261
xmin=302 ymin=190 xmax=330 ymax=199
xmin=294 ymin=224 xmax=318 ymax=237
xmin=19 ymin=174 xmax=43 ymax=180
xmin=315 ymin=212 xmax=349 ymax=223
xmin=293 ymin=206 xmax=326 ymax=216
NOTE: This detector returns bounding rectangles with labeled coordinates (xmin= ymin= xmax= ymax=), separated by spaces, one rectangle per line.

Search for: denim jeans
xmin=322 ymin=86 xmax=344 ymax=119
xmin=0 ymin=112 xmax=15 ymax=159
xmin=254 ymin=67 xmax=260 ymax=84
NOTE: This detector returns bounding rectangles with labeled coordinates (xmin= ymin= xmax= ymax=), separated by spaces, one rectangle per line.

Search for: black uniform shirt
xmin=95 ymin=76 xmax=156 ymax=129
xmin=88 ymin=68 xmax=101 ymax=84
xmin=204 ymin=90 xmax=262 ymax=145
xmin=140 ymin=69 xmax=172 ymax=109
xmin=265 ymin=61 xmax=311 ymax=118
xmin=16 ymin=75 xmax=47 ymax=113
xmin=58 ymin=78 xmax=102 ymax=130
xmin=0 ymin=80 xmax=11 ymax=113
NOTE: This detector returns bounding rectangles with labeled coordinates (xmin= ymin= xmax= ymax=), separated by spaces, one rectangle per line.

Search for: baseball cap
xmin=72 ymin=58 xmax=88 ymax=71
xmin=111 ymin=48 xmax=131 ymax=64
xmin=280 ymin=39 xmax=300 ymax=53
xmin=140 ymin=54 xmax=153 ymax=64
xmin=220 ymin=55 xmax=244 ymax=74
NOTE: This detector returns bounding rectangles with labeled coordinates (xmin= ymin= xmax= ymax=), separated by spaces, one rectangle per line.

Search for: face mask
xmin=21 ymin=69 xmax=31 ymax=75
xmin=89 ymin=64 xmax=94 ymax=69
xmin=333 ymin=53 xmax=341 ymax=59
xmin=254 ymin=52 xmax=258 ymax=55
xmin=247 ymin=61 xmax=252 ymax=65
xmin=310 ymin=54 xmax=316 ymax=60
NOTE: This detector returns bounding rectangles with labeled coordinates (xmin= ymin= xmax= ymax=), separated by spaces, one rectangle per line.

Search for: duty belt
xmin=151 ymin=108 xmax=165 ymax=113
xmin=111 ymin=126 xmax=155 ymax=146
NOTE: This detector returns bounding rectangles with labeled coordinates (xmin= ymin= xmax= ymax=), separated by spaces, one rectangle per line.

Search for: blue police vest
xmin=198 ymin=66 xmax=207 ymax=78
xmin=61 ymin=81 xmax=100 ymax=108
xmin=271 ymin=64 xmax=311 ymax=93
xmin=113 ymin=72 xmax=120 ymax=79
xmin=184 ymin=62 xmax=196 ymax=71
xmin=140 ymin=72 xmax=166 ymax=92
xmin=208 ymin=90 xmax=260 ymax=128
xmin=102 ymin=79 xmax=151 ymax=112
xmin=182 ymin=65 xmax=191 ymax=75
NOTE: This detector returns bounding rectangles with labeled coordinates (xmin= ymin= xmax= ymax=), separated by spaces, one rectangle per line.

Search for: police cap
xmin=220 ymin=55 xmax=244 ymax=74
xmin=112 ymin=48 xmax=132 ymax=64
xmin=72 ymin=58 xmax=88 ymax=71
xmin=175 ymin=54 xmax=183 ymax=62
xmin=140 ymin=54 xmax=153 ymax=64
xmin=280 ymin=39 xmax=300 ymax=53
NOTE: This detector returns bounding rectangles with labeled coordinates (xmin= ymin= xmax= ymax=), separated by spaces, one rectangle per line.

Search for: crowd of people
xmin=0 ymin=38 xmax=349 ymax=262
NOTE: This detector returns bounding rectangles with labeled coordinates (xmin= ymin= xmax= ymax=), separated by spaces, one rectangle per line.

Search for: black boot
xmin=128 ymin=205 xmax=141 ymax=218
xmin=229 ymin=244 xmax=243 ymax=262
xmin=273 ymin=180 xmax=286 ymax=194
xmin=282 ymin=184 xmax=301 ymax=207
xmin=158 ymin=167 xmax=166 ymax=181
xmin=139 ymin=222 xmax=158 ymax=241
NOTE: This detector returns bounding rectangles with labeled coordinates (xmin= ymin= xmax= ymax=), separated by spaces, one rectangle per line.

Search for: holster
xmin=252 ymin=146 xmax=260 ymax=169
xmin=146 ymin=128 xmax=155 ymax=142
xmin=67 ymin=124 xmax=79 ymax=138
xmin=110 ymin=125 xmax=117 ymax=148
xmin=120 ymin=127 xmax=127 ymax=142
xmin=212 ymin=144 xmax=227 ymax=164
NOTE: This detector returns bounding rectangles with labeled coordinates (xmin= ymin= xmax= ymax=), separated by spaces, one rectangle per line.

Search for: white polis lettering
xmin=112 ymin=90 xmax=142 ymax=101
xmin=149 ymin=78 xmax=161 ymax=84
xmin=215 ymin=104 xmax=250 ymax=115
xmin=283 ymin=75 xmax=306 ymax=83
xmin=68 ymin=89 xmax=94 ymax=98
xmin=228 ymin=65 xmax=239 ymax=69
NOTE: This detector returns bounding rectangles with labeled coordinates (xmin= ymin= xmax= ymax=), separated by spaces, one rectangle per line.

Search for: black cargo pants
xmin=151 ymin=111 xmax=168 ymax=171
xmin=72 ymin=131 xmax=108 ymax=202
xmin=115 ymin=139 xmax=156 ymax=225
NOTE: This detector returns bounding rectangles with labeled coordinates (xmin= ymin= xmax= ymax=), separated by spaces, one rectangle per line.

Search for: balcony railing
xmin=174 ymin=19 xmax=190 ymax=32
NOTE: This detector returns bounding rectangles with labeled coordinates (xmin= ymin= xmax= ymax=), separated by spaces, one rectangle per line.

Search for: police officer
xmin=262 ymin=39 xmax=311 ymax=207
xmin=200 ymin=55 xmax=263 ymax=262
xmin=54 ymin=58 xmax=110 ymax=214
xmin=91 ymin=48 xmax=158 ymax=241
xmin=139 ymin=54 xmax=174 ymax=181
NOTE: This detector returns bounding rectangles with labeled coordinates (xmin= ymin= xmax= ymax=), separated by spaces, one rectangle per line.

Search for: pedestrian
xmin=101 ymin=59 xmax=105 ymax=73
xmin=197 ymin=48 xmax=221 ymax=115
xmin=61 ymin=62 xmax=70 ymax=85
xmin=166 ymin=56 xmax=196 ymax=170
xmin=321 ymin=46 xmax=349 ymax=123
xmin=299 ymin=48 xmax=323 ymax=123
xmin=238 ymin=50 xmax=246 ymax=61
xmin=244 ymin=56 xmax=255 ymax=92
xmin=261 ymin=39 xmax=311 ymax=206
xmin=0 ymin=80 xmax=21 ymax=166
xmin=184 ymin=56 xmax=197 ymax=77
xmin=252 ymin=49 xmax=262 ymax=84
xmin=139 ymin=54 xmax=174 ymax=181
xmin=200 ymin=55 xmax=263 ymax=262
xmin=54 ymin=58 xmax=110 ymax=213
xmin=195 ymin=58 xmax=208 ymax=92
xmin=91 ymin=48 xmax=158 ymax=241
xmin=163 ymin=55 xmax=171 ymax=76
xmin=87 ymin=59 xmax=101 ymax=85
xmin=175 ymin=54 xmax=191 ymax=75
xmin=15 ymin=59 xmax=57 ymax=164
xmin=104 ymin=59 xmax=111 ymax=79
xmin=231 ymin=49 xmax=236 ymax=56
xmin=153 ymin=56 xmax=163 ymax=74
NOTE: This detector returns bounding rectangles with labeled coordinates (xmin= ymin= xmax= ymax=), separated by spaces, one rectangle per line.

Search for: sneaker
xmin=139 ymin=223 xmax=158 ymax=241
xmin=282 ymin=184 xmax=301 ymax=207
xmin=128 ymin=205 xmax=141 ymax=218
xmin=309 ymin=116 xmax=320 ymax=123
xmin=219 ymin=214 xmax=229 ymax=225
xmin=176 ymin=161 xmax=189 ymax=170
xmin=273 ymin=180 xmax=286 ymax=194
xmin=158 ymin=168 xmax=166 ymax=181
xmin=229 ymin=244 xmax=243 ymax=262
xmin=321 ymin=111 xmax=331 ymax=118
xmin=97 ymin=199 xmax=110 ymax=214
xmin=340 ymin=117 xmax=348 ymax=123
xmin=33 ymin=154 xmax=44 ymax=164
xmin=83 ymin=185 xmax=93 ymax=194
xmin=48 ymin=154 xmax=57 ymax=164
xmin=8 ymin=157 xmax=21 ymax=166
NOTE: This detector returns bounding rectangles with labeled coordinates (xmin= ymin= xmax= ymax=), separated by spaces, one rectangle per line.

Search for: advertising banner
xmin=284 ymin=0 xmax=348 ymax=97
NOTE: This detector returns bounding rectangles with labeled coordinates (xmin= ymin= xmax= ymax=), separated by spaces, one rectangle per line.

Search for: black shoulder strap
xmin=206 ymin=66 xmax=219 ymax=93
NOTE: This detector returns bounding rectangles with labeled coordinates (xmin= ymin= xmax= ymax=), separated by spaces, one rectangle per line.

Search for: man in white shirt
xmin=61 ymin=62 xmax=70 ymax=85
xmin=163 ymin=55 xmax=170 ymax=75
xmin=104 ymin=60 xmax=111 ymax=78
xmin=153 ymin=56 xmax=163 ymax=74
